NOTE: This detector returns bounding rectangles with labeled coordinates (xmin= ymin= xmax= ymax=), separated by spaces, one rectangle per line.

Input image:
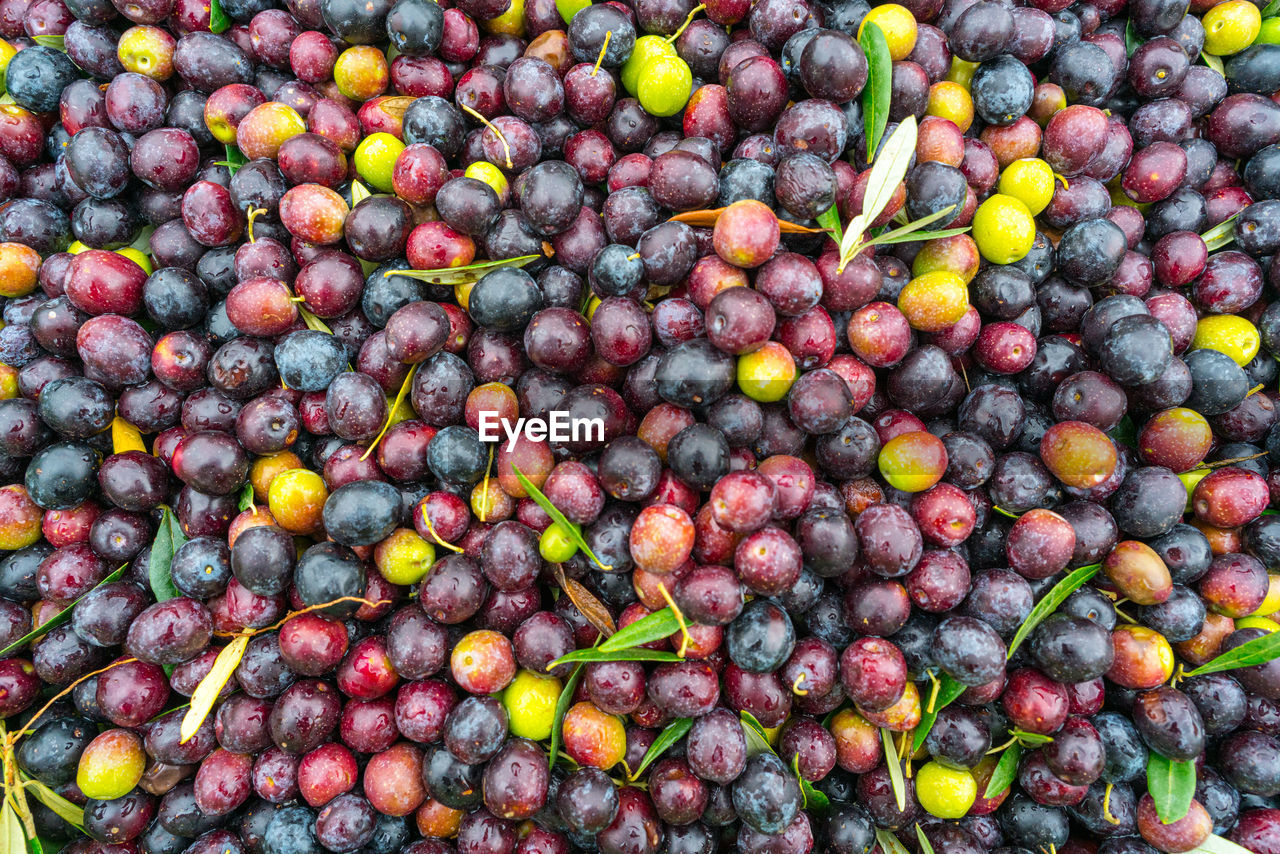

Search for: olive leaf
xmin=915 ymin=824 xmax=937 ymax=854
xmin=875 ymin=829 xmax=911 ymax=854
xmin=1124 ymin=18 xmax=1142 ymax=55
xmin=912 ymin=673 xmax=967 ymax=751
xmin=792 ymin=752 xmax=830 ymax=811
xmin=741 ymin=711 xmax=774 ymax=757
xmin=630 ymin=718 xmax=693 ymax=780
xmin=512 ymin=466 xmax=612 ymax=570
xmin=840 ymin=116 xmax=916 ymax=266
xmin=350 ymin=180 xmax=372 ymax=206
xmin=236 ymin=482 xmax=255 ymax=513
xmin=180 ymin=634 xmax=250 ymax=743
xmin=816 ymin=204 xmax=843 ymax=246
xmin=548 ymin=647 xmax=683 ymax=668
xmin=299 ymin=307 xmax=334 ymax=334
xmin=1185 ymin=628 xmax=1280 ymax=677
xmin=1011 ymin=729 xmax=1055 ymax=746
xmin=548 ymin=662 xmax=585 ymax=769
xmin=600 ymin=607 xmax=682 ymax=652
xmin=992 ymin=506 xmax=1021 ymax=519
xmin=983 ymin=742 xmax=1022 ymax=799
xmin=1264 ymin=0 xmax=1280 ymax=18
xmin=859 ymin=21 xmax=892 ymax=162
xmin=149 ymin=507 xmax=188 ymax=603
xmin=880 ymin=728 xmax=907 ymax=812
xmin=21 ymin=780 xmax=83 ymax=832
xmin=208 ymin=0 xmax=231 ymax=31
xmin=1202 ymin=212 xmax=1239 ymax=252
xmin=216 ymin=144 xmax=247 ymax=174
xmin=862 ymin=221 xmax=970 ymax=247
xmin=30 ymin=35 xmax=65 ymax=51
xmin=384 ymin=254 xmax=542 ymax=286
xmin=1194 ymin=835 xmax=1264 ymax=854
xmin=1006 ymin=562 xmax=1103 ymax=658
xmin=2 ymin=800 xmax=24 ymax=854
xmin=668 ymin=208 xmax=828 ymax=233
xmin=361 ymin=363 xmax=420 ymax=461
xmin=553 ymin=565 xmax=616 ymax=639
xmin=0 ymin=565 xmax=126 ymax=657
xmin=1147 ymin=753 xmax=1196 ymax=824
xmin=1202 ymin=51 xmax=1225 ymax=76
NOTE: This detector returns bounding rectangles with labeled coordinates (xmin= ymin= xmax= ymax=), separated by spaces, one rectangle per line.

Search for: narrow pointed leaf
xmin=0 ymin=565 xmax=126 ymax=657
xmin=3 ymin=801 xmax=25 ymax=854
xmin=630 ymin=718 xmax=693 ymax=780
xmin=859 ymin=21 xmax=892 ymax=161
xmin=181 ymin=634 xmax=250 ymax=743
xmin=598 ymin=607 xmax=681 ymax=652
xmin=1193 ymin=835 xmax=1265 ymax=854
xmin=916 ymin=825 xmax=936 ymax=854
xmin=149 ymin=508 xmax=187 ymax=603
xmin=30 ymin=34 xmax=65 ymax=50
xmin=1202 ymin=51 xmax=1224 ymax=76
xmin=209 ymin=0 xmax=232 ymax=31
xmin=1012 ymin=729 xmax=1055 ymax=746
xmin=668 ymin=208 xmax=724 ymax=227
xmin=792 ymin=752 xmax=830 ymax=811
xmin=237 ymin=482 xmax=255 ymax=512
xmin=859 ymin=116 xmax=917 ymax=237
xmin=1147 ymin=753 xmax=1196 ymax=824
xmin=913 ymin=673 xmax=967 ymax=751
xmin=22 ymin=780 xmax=84 ymax=832
xmin=741 ymin=711 xmax=773 ymax=757
xmin=548 ymin=662 xmax=585 ymax=769
xmin=1186 ymin=629 xmax=1280 ymax=677
xmin=384 ymin=254 xmax=541 ymax=286
xmin=1125 ymin=18 xmax=1141 ymax=55
xmin=862 ymin=208 xmax=965 ymax=247
xmin=350 ymin=180 xmax=372 ymax=205
xmin=816 ymin=204 xmax=843 ymax=245
xmin=983 ymin=742 xmax=1022 ymax=799
xmin=1264 ymin=0 xmax=1280 ymax=16
xmin=513 ymin=466 xmax=612 ymax=570
xmin=553 ymin=565 xmax=616 ymax=638
xmin=875 ymin=829 xmax=910 ymax=854
xmin=1202 ymin=213 xmax=1239 ymax=252
xmin=299 ymin=307 xmax=333 ymax=334
xmin=880 ymin=728 xmax=907 ymax=812
xmin=547 ymin=647 xmax=683 ymax=668
xmin=1006 ymin=563 xmax=1103 ymax=658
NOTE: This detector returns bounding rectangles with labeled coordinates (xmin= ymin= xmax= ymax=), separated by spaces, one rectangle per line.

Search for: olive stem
xmin=591 ymin=30 xmax=612 ymax=76
xmin=459 ymin=102 xmax=513 ymax=169
xmin=665 ymin=4 xmax=705 ymax=42
xmin=656 ymin=582 xmax=692 ymax=658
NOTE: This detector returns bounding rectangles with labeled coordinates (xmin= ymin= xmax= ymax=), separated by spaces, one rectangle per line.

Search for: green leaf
xmin=816 ymin=204 xmax=842 ymax=246
xmin=740 ymin=711 xmax=773 ymax=757
xmin=1108 ymin=414 xmax=1139 ymax=450
xmin=384 ymin=254 xmax=542 ymax=287
xmin=209 ymin=0 xmax=232 ymax=33
xmin=548 ymin=662 xmax=585 ymax=769
xmin=1012 ymin=729 xmax=1055 ymax=746
xmin=1202 ymin=51 xmax=1225 ymax=76
xmin=915 ymin=824 xmax=936 ymax=854
xmin=236 ymin=482 xmax=255 ymax=512
xmin=299 ymin=307 xmax=334 ymax=334
xmin=3 ymin=798 xmax=26 ymax=854
xmin=217 ymin=144 xmax=248 ymax=174
xmin=792 ymin=752 xmax=830 ymax=812
xmin=630 ymin=718 xmax=693 ymax=780
xmin=983 ymin=742 xmax=1022 ymax=799
xmin=992 ymin=506 xmax=1021 ymax=519
xmin=1147 ymin=753 xmax=1196 ymax=824
xmin=350 ymin=180 xmax=372 ymax=206
xmin=513 ymin=466 xmax=613 ymax=570
xmin=1265 ymin=0 xmax=1280 ymax=18
xmin=598 ymin=607 xmax=680 ymax=652
xmin=1186 ymin=627 xmax=1280 ymax=677
xmin=875 ymin=829 xmax=911 ymax=854
xmin=864 ymin=222 xmax=970 ymax=248
xmin=859 ymin=21 xmax=892 ymax=164
xmin=1006 ymin=562 xmax=1103 ymax=658
xmin=880 ymin=728 xmax=907 ymax=813
xmin=129 ymin=224 xmax=157 ymax=255
xmin=1202 ymin=213 xmax=1240 ymax=252
xmin=0 ymin=564 xmax=126 ymax=657
xmin=22 ymin=780 xmax=84 ymax=832
xmin=30 ymin=34 xmax=65 ymax=50
xmin=30 ymin=836 xmax=45 ymax=854
xmin=1125 ymin=18 xmax=1142 ymax=55
xmin=149 ymin=507 xmax=187 ymax=603
xmin=840 ymin=116 xmax=917 ymax=270
xmin=547 ymin=647 xmax=684 ymax=668
xmin=913 ymin=673 xmax=967 ymax=751
xmin=1192 ymin=835 xmax=1265 ymax=854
